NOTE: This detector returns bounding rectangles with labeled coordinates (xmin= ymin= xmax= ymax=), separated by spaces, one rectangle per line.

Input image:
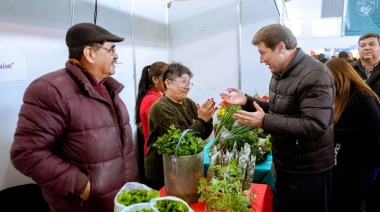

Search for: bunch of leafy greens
xmin=153 ymin=124 xmax=204 ymax=156
xmin=154 ymin=199 xmax=189 ymax=212
xmin=213 ymin=101 xmax=271 ymax=163
xmin=214 ymin=104 xmax=241 ymax=136
xmin=131 ymin=209 xmax=154 ymax=212
xmin=220 ymin=128 xmax=271 ymax=163
xmin=116 ymin=189 xmax=160 ymax=206
xmin=198 ymin=159 xmax=255 ymax=212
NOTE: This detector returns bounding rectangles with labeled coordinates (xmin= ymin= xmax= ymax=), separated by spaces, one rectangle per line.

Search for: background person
xmin=338 ymin=51 xmax=355 ymax=63
xmin=134 ymin=61 xmax=167 ymax=183
xmin=10 ymin=23 xmax=137 ymax=212
xmin=348 ymin=51 xmax=356 ymax=61
xmin=144 ymin=62 xmax=216 ymax=190
xmin=351 ymin=32 xmax=380 ymax=212
xmin=220 ymin=24 xmax=335 ymax=212
xmin=326 ymin=58 xmax=380 ymax=211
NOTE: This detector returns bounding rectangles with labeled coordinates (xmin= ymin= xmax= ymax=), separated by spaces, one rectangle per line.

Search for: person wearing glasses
xmin=144 ymin=62 xmax=217 ymax=190
xmin=10 ymin=23 xmax=137 ymax=211
xmin=351 ymin=32 xmax=380 ymax=212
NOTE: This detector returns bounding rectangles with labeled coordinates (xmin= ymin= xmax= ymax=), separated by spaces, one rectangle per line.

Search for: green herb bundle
xmin=131 ymin=209 xmax=155 ymax=212
xmin=154 ymin=199 xmax=189 ymax=212
xmin=214 ymin=105 xmax=241 ymax=136
xmin=198 ymin=159 xmax=255 ymax=212
xmin=116 ymin=189 xmax=160 ymax=206
xmin=222 ymin=129 xmax=271 ymax=163
xmin=153 ymin=124 xmax=205 ymax=157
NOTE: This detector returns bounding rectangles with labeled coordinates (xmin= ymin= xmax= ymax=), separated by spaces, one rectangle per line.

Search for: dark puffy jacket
xmin=352 ymin=59 xmax=380 ymax=168
xmin=244 ymin=48 xmax=335 ymax=174
xmin=10 ymin=61 xmax=137 ymax=212
xmin=352 ymin=59 xmax=380 ymax=95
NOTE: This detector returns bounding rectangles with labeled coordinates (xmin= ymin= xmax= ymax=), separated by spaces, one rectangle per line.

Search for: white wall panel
xmin=167 ymin=0 xmax=239 ymax=109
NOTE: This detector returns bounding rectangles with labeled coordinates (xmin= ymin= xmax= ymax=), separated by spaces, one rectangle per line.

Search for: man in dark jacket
xmin=351 ymin=32 xmax=380 ymax=212
xmin=10 ymin=23 xmax=137 ymax=212
xmin=220 ymin=24 xmax=335 ymax=212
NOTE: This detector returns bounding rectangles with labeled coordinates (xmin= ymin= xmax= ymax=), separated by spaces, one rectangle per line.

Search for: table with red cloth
xmin=159 ymin=183 xmax=273 ymax=212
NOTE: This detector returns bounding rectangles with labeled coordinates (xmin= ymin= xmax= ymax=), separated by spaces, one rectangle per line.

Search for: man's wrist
xmin=243 ymin=94 xmax=248 ymax=105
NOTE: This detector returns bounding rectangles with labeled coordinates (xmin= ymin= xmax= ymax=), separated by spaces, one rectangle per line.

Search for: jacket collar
xmin=65 ymin=60 xmax=124 ymax=98
xmin=278 ymin=48 xmax=305 ymax=79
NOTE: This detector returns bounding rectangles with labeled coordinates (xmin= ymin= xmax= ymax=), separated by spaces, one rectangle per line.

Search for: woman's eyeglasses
xmin=171 ymin=80 xmax=194 ymax=88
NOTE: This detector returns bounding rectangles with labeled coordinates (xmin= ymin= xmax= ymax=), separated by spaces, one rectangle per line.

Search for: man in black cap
xmin=10 ymin=23 xmax=138 ymax=212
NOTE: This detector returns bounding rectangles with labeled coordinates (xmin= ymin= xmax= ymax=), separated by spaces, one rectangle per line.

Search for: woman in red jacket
xmin=135 ymin=61 xmax=167 ymax=183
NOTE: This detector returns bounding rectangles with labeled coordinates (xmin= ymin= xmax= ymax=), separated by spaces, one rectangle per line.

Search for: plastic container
xmin=150 ymin=196 xmax=194 ymax=212
xmin=114 ymin=182 xmax=155 ymax=212
xmin=121 ymin=203 xmax=159 ymax=212
xmin=163 ymin=151 xmax=204 ymax=204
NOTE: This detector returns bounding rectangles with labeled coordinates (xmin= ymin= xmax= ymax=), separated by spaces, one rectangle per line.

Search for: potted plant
xmin=153 ymin=124 xmax=205 ymax=204
xmin=198 ymin=159 xmax=256 ymax=212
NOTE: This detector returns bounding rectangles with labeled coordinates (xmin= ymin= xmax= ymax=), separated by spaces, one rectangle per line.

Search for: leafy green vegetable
xmin=131 ymin=209 xmax=154 ymax=212
xmin=213 ymin=127 xmax=271 ymax=163
xmin=153 ymin=124 xmax=205 ymax=156
xmin=116 ymin=189 xmax=160 ymax=206
xmin=154 ymin=199 xmax=189 ymax=212
xmin=215 ymin=105 xmax=241 ymax=136
xmin=198 ymin=159 xmax=255 ymax=212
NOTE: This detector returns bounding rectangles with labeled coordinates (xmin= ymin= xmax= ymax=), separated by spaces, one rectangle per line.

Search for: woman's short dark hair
xmin=162 ymin=62 xmax=193 ymax=86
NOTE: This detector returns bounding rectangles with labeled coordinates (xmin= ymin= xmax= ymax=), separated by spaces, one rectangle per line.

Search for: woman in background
xmin=135 ymin=61 xmax=167 ymax=183
xmin=325 ymin=58 xmax=380 ymax=212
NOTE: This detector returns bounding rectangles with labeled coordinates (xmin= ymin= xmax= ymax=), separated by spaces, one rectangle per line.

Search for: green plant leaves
xmin=197 ymin=159 xmax=253 ymax=212
xmin=153 ymin=125 xmax=205 ymax=157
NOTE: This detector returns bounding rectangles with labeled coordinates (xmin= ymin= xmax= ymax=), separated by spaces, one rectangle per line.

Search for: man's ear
xmin=277 ymin=42 xmax=286 ymax=53
xmin=82 ymin=46 xmax=96 ymax=63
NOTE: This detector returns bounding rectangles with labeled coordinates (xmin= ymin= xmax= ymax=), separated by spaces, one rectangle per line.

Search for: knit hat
xmin=66 ymin=23 xmax=124 ymax=47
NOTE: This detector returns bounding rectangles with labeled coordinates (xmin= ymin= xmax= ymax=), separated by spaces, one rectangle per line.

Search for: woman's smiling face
xmin=165 ymin=74 xmax=192 ymax=103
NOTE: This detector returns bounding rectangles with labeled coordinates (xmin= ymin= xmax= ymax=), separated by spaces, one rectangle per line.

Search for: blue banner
xmin=344 ymin=0 xmax=380 ymax=36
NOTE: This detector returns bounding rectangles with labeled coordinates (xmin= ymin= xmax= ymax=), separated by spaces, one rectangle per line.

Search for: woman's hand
xmin=197 ymin=98 xmax=217 ymax=122
xmin=219 ymin=88 xmax=247 ymax=106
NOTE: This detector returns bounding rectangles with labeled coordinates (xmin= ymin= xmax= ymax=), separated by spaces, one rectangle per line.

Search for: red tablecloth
xmin=159 ymin=183 xmax=273 ymax=212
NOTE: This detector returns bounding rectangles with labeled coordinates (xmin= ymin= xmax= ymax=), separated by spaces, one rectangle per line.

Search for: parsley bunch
xmin=153 ymin=124 xmax=205 ymax=156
